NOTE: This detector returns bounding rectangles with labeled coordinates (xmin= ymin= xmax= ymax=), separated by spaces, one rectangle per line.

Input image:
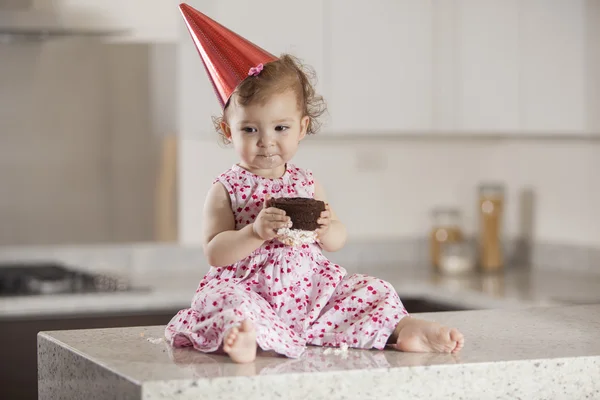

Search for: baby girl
xmin=165 ymin=3 xmax=464 ymax=364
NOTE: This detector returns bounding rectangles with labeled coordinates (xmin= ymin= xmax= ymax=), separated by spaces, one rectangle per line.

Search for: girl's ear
xmin=221 ymin=121 xmax=232 ymax=141
xmin=298 ymin=115 xmax=309 ymax=141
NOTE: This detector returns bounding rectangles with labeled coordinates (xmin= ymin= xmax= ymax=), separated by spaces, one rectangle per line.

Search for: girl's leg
xmin=166 ymin=280 xmax=307 ymax=362
xmin=306 ymin=274 xmax=406 ymax=349
xmin=308 ymin=274 xmax=464 ymax=353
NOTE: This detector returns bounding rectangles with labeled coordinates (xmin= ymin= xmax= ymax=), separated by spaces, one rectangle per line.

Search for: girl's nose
xmin=258 ymin=132 xmax=275 ymax=147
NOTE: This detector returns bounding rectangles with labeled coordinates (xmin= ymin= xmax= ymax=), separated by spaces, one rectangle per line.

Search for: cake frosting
xmin=275 ymin=228 xmax=318 ymax=247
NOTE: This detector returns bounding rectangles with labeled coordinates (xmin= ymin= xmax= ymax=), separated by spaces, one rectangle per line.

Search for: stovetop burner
xmin=0 ymin=262 xmax=135 ymax=296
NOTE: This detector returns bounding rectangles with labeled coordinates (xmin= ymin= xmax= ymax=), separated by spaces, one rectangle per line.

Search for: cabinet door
xmin=214 ymin=0 xmax=325 ymax=96
xmin=326 ymin=0 xmax=433 ymax=134
xmin=453 ymin=0 xmax=520 ymax=133
xmin=585 ymin=0 xmax=600 ymax=136
xmin=520 ymin=0 xmax=587 ymax=134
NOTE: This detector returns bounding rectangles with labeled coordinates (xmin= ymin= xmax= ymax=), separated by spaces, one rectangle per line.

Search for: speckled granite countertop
xmin=37 ymin=304 xmax=600 ymax=400
xmin=3 ymin=261 xmax=600 ymax=318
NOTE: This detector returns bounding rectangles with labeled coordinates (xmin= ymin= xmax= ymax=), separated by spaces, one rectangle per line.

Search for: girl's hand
xmin=252 ymin=196 xmax=291 ymax=241
xmin=316 ymin=203 xmax=331 ymax=242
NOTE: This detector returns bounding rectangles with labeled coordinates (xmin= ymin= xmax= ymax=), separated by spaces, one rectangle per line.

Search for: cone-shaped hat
xmin=179 ymin=3 xmax=278 ymax=108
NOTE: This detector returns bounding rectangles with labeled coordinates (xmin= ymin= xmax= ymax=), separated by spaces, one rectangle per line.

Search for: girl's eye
xmin=242 ymin=127 xmax=257 ymax=133
xmin=275 ymin=125 xmax=289 ymax=132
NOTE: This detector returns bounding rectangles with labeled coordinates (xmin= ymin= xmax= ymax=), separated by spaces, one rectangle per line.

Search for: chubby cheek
xmin=280 ymin=141 xmax=299 ymax=158
xmin=238 ymin=138 xmax=258 ymax=157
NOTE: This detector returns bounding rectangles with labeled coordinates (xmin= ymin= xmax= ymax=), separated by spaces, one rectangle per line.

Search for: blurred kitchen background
xmin=1 ymin=0 xmax=600 ymax=397
xmin=1 ymin=0 xmax=599 ymax=255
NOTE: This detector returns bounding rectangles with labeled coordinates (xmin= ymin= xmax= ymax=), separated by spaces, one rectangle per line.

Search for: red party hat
xmin=179 ymin=3 xmax=279 ymax=108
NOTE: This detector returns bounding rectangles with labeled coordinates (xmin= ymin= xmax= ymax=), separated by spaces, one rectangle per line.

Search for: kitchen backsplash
xmin=179 ymin=137 xmax=600 ymax=248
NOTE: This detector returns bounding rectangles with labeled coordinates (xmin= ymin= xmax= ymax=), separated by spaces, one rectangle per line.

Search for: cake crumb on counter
xmin=146 ymin=337 xmax=164 ymax=344
xmin=323 ymin=343 xmax=349 ymax=356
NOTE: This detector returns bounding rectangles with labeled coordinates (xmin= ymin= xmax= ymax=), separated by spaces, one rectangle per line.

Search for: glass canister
xmin=439 ymin=241 xmax=476 ymax=275
xmin=478 ymin=183 xmax=505 ymax=272
xmin=429 ymin=207 xmax=465 ymax=272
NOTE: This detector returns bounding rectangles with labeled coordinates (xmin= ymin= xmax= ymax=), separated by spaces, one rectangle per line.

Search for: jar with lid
xmin=478 ymin=183 xmax=505 ymax=272
xmin=429 ymin=207 xmax=465 ymax=272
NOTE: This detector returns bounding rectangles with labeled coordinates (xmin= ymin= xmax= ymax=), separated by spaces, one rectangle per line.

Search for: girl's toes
xmin=450 ymin=328 xmax=463 ymax=342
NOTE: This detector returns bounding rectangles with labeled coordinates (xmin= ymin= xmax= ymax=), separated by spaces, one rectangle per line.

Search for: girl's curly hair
xmin=212 ymin=54 xmax=327 ymax=144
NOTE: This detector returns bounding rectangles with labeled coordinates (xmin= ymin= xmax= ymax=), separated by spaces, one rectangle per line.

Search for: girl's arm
xmin=202 ymin=183 xmax=265 ymax=267
xmin=314 ymin=178 xmax=348 ymax=252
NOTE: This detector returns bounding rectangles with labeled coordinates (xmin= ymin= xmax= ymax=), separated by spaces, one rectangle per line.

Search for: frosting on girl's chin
xmin=256 ymin=154 xmax=281 ymax=168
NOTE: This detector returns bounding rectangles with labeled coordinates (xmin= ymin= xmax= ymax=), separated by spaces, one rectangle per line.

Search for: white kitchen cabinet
xmin=452 ymin=0 xmax=520 ymax=133
xmin=430 ymin=1 xmax=457 ymax=131
xmin=213 ymin=0 xmax=325 ymax=95
xmin=434 ymin=0 xmax=593 ymax=135
xmin=519 ymin=0 xmax=587 ymax=134
xmin=57 ymin=0 xmax=179 ymax=43
xmin=588 ymin=0 xmax=600 ymax=136
xmin=432 ymin=0 xmax=520 ymax=133
xmin=176 ymin=0 xmax=598 ymax=136
xmin=325 ymin=0 xmax=433 ymax=134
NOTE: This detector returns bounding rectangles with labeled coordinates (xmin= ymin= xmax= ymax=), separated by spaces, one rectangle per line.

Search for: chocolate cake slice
xmin=267 ymin=197 xmax=325 ymax=231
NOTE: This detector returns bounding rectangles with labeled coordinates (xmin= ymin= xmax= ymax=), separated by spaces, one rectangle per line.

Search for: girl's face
xmin=222 ymin=89 xmax=309 ymax=178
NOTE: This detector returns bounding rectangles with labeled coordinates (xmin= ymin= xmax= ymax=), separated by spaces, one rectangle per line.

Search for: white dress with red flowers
xmin=164 ymin=164 xmax=408 ymax=358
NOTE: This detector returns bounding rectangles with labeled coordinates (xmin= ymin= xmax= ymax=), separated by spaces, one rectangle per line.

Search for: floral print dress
xmin=165 ymin=163 xmax=408 ymax=358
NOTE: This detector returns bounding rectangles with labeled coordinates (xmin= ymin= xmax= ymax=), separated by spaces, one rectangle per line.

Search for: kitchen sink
xmin=400 ymin=297 xmax=472 ymax=313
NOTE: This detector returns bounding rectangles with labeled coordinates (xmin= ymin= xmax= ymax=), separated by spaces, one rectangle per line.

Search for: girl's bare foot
xmin=223 ymin=320 xmax=257 ymax=363
xmin=389 ymin=317 xmax=464 ymax=354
